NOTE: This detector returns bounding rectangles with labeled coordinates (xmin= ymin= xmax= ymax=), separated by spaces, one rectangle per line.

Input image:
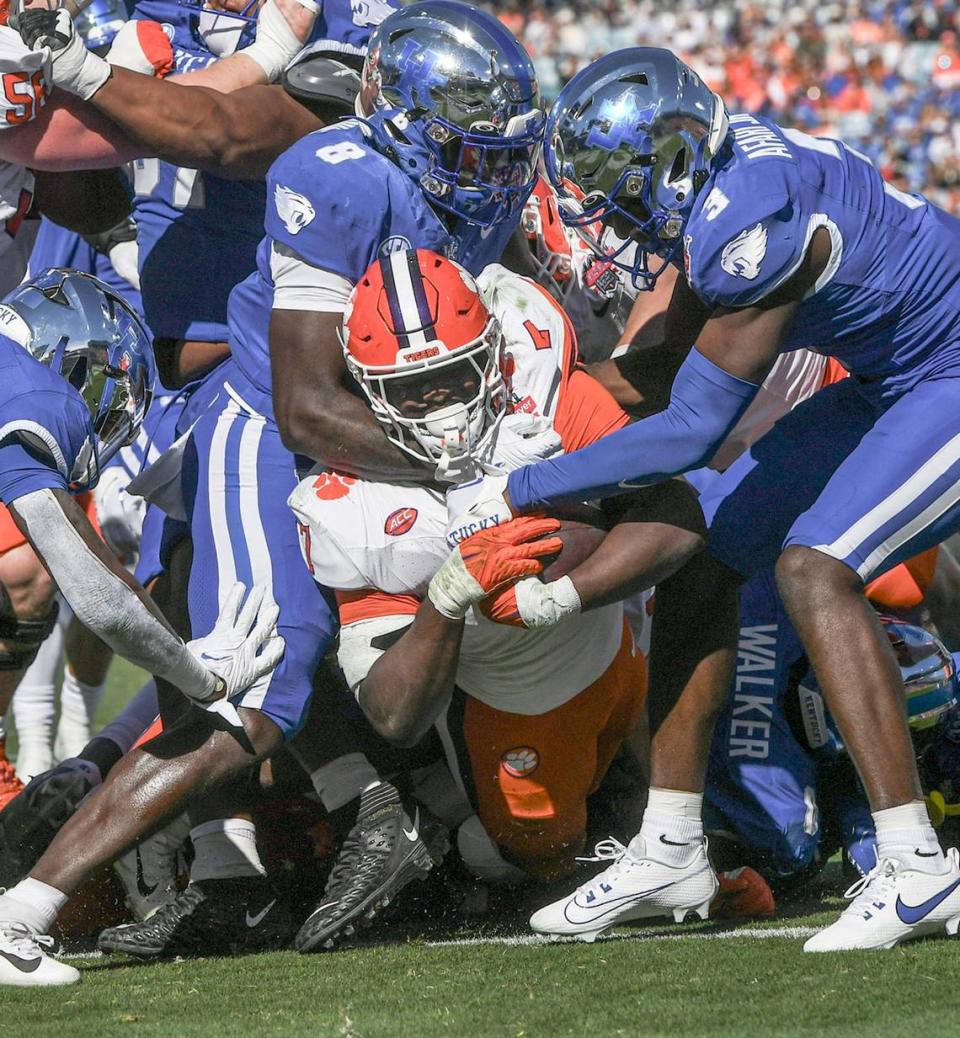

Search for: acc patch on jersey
xmin=274 ymin=184 xmax=316 ymax=236
xmin=501 ymin=746 xmax=539 ymax=778
xmin=384 ymin=506 xmax=418 ymax=536
xmin=720 ymin=223 xmax=767 ymax=280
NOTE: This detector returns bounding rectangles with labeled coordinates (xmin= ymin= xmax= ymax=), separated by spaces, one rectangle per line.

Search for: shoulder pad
xmin=685 ymin=148 xmax=803 ymax=309
xmin=288 ymin=471 xmax=446 ymax=594
xmin=480 ymin=266 xmax=576 ymax=418
xmin=266 ymin=122 xmax=447 ymax=282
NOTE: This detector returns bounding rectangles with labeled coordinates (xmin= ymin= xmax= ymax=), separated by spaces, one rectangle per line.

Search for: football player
xmin=4 ymin=0 xmax=397 ymax=961
xmin=446 ymin=47 xmax=960 ymax=951
xmin=0 ymin=269 xmax=283 ymax=986
xmin=288 ymin=249 xmax=708 ymax=947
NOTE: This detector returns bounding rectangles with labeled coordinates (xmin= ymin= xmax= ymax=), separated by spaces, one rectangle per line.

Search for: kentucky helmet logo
xmin=274 ymin=185 xmax=316 ymax=236
xmin=720 ymin=223 xmax=767 ymax=280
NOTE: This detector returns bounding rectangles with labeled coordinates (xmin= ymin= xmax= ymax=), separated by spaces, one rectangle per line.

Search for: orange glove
xmin=428 ymin=517 xmax=562 ymax=620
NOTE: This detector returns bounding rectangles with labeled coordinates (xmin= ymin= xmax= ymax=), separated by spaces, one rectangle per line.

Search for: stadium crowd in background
xmin=491 ymin=0 xmax=960 ymax=212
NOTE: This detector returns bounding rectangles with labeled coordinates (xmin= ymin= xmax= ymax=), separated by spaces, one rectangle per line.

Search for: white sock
xmin=55 ymin=667 xmax=107 ymax=760
xmin=97 ymin=680 xmax=159 ymax=754
xmin=0 ymin=877 xmax=69 ymax=933
xmin=634 ymin=787 xmax=705 ymax=865
xmin=0 ymin=712 xmax=6 ymax=743
xmin=10 ymin=619 xmax=64 ymax=778
xmin=189 ymin=818 xmax=266 ymax=881
xmin=309 ymin=752 xmax=381 ymax=812
xmin=874 ymin=801 xmax=945 ymax=870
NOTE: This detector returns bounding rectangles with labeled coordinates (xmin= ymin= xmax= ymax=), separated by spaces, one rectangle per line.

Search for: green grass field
xmin=6 ymin=660 xmax=960 ymax=1037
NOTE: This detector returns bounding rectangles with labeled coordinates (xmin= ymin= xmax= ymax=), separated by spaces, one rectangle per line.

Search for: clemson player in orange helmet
xmin=288 ymin=249 xmax=711 ymax=919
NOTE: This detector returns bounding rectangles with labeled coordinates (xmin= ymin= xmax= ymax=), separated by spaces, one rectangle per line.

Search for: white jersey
xmin=0 ymin=27 xmax=51 ymax=274
xmin=289 ymin=265 xmax=626 ymax=716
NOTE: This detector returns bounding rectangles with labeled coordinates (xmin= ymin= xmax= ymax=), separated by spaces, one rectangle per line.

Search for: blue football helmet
xmin=0 ymin=270 xmax=155 ymax=489
xmin=362 ymin=1 xmax=544 ymax=228
xmin=544 ymin=48 xmax=729 ymax=290
xmin=75 ymin=0 xmax=129 ymax=54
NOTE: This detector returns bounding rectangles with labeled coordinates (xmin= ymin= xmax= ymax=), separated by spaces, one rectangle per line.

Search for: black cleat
xmin=0 ymin=759 xmax=100 ymax=888
xmin=98 ymin=876 xmax=291 ymax=959
xmin=295 ymin=781 xmax=447 ymax=952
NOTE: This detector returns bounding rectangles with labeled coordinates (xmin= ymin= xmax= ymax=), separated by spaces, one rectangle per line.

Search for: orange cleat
xmin=0 ymin=741 xmax=24 ymax=812
xmin=710 ymin=866 xmax=776 ymax=921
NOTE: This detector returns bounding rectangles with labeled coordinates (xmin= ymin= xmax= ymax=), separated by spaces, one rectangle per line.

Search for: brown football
xmin=538 ymin=514 xmax=608 ymax=582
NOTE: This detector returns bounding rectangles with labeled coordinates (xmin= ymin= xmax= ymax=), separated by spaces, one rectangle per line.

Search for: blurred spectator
xmin=486 ymin=0 xmax=960 ymax=212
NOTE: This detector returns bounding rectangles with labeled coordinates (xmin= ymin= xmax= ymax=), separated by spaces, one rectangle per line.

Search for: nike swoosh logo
xmin=659 ymin=835 xmax=691 ymax=847
xmin=245 ymin=900 xmax=277 ymax=928
xmin=135 ymin=846 xmax=158 ymax=898
xmin=895 ymin=876 xmax=960 ymax=924
xmin=618 ymin=478 xmax=650 ymax=490
xmin=403 ymin=808 xmax=420 ymax=843
xmin=563 ymin=882 xmax=674 ymax=926
xmin=0 ymin=949 xmax=41 ymax=973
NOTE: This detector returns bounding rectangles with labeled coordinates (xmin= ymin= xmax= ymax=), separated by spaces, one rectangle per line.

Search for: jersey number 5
xmin=2 ymin=71 xmax=46 ymax=126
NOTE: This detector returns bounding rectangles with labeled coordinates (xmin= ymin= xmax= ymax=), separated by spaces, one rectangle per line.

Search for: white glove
xmin=507 ymin=575 xmax=582 ymax=628
xmin=489 ymin=414 xmax=563 ymax=473
xmin=108 ymin=238 xmax=141 ymax=291
xmin=444 ymin=472 xmax=513 ymax=547
xmin=240 ymin=0 xmax=316 ymax=82
xmin=184 ymin=583 xmax=284 ymax=703
xmin=105 ymin=19 xmax=174 ymax=76
xmin=14 ymin=6 xmax=111 ymax=99
xmin=93 ymin=464 xmax=146 ymax=563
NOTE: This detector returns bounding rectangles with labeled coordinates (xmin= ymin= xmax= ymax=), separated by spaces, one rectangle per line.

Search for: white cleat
xmin=529 ymin=836 xmax=719 ymax=942
xmin=804 ymin=847 xmax=960 ymax=952
xmin=0 ymin=923 xmax=79 ymax=987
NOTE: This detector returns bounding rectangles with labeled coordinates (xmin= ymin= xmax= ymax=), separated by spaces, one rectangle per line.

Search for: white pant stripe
xmin=812 ymin=429 xmax=960 ymax=574
xmin=207 ymin=397 xmax=240 ymax=609
xmin=232 ymin=408 xmax=274 ymax=712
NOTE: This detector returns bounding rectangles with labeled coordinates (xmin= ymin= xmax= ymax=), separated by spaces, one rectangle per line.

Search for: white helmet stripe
xmin=386 ymin=250 xmax=430 ymax=349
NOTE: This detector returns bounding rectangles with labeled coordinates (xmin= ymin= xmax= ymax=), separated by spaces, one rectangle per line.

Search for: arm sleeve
xmin=507 ymin=348 xmax=760 ymax=511
xmin=12 ymin=488 xmax=215 ymax=698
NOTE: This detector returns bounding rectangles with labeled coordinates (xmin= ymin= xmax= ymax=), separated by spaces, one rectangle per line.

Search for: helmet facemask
xmin=344 ymin=315 xmax=506 ymax=469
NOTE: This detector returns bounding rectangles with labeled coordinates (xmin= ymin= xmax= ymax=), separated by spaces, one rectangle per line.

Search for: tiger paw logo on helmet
xmin=313 ymin=471 xmax=357 ymax=501
xmin=501 ymin=746 xmax=539 ymax=778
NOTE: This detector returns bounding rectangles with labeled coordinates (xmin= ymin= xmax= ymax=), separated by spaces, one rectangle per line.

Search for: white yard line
xmin=60 ymin=925 xmax=819 ymax=959
xmin=425 ymin=926 xmax=819 ymax=948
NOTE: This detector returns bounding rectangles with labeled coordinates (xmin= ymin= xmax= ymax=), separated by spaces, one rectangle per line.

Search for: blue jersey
xmin=309 ymin=0 xmax=398 ymax=59
xmin=28 ymin=217 xmax=144 ymax=320
xmin=229 ymin=117 xmax=520 ymax=401
xmin=684 ymin=114 xmax=960 ymax=404
xmin=0 ymin=330 xmax=93 ymax=503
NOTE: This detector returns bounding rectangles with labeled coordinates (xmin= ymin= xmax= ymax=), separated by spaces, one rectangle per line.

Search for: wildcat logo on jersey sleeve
xmin=274 ymin=185 xmax=316 ymax=236
xmin=720 ymin=223 xmax=767 ymax=280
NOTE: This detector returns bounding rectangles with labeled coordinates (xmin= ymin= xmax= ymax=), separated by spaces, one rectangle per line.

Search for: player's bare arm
xmin=356 ymin=603 xmax=464 ymax=747
xmin=499 ymin=229 xmax=832 ymax=515
xmin=588 ymin=270 xmax=711 ymax=417
xmin=270 ymin=310 xmax=432 ymax=481
xmin=6 ymin=0 xmax=321 ymax=176
xmin=355 ymin=518 xmax=561 ymax=746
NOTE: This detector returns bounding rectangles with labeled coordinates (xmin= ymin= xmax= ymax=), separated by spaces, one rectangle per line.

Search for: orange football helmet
xmin=342 ymin=249 xmax=506 ymax=466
